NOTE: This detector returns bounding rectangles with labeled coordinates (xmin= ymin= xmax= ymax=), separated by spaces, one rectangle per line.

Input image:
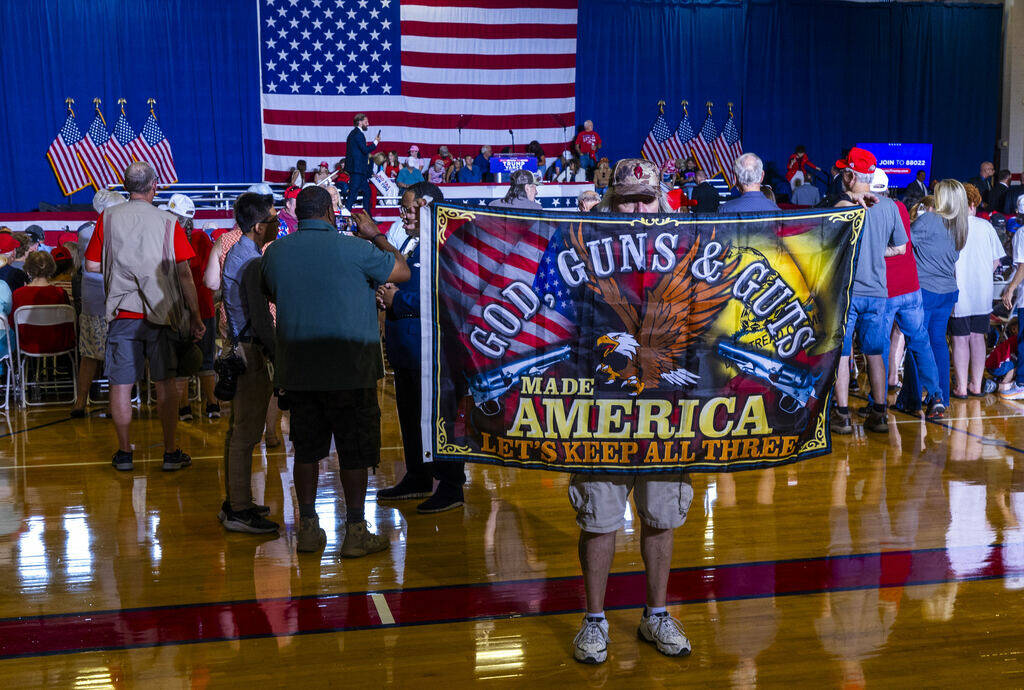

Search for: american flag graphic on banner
xmin=47 ymin=114 xmax=91 ymax=196
xmin=713 ymin=112 xmax=743 ymax=185
xmin=128 ymin=114 xmax=178 ymax=184
xmin=641 ymin=111 xmax=674 ymax=166
xmin=79 ymin=113 xmax=119 ymax=189
xmin=438 ymin=215 xmax=575 ymax=370
xmin=257 ymin=0 xmax=578 ymax=182
xmin=692 ymin=110 xmax=722 ymax=179
xmin=105 ymin=113 xmax=136 ymax=179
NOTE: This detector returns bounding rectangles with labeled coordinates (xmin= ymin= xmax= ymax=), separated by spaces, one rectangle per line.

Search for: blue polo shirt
xmin=719 ymin=191 xmax=780 ymax=214
xmin=260 ymin=218 xmax=395 ymax=391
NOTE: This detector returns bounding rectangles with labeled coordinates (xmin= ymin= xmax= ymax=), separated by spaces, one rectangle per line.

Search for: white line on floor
xmin=0 ymin=447 xmax=406 ymax=470
xmin=370 ymin=593 xmax=395 ymax=625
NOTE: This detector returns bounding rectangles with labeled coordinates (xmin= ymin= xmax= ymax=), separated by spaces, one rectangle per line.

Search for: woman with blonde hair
xmin=903 ymin=179 xmax=967 ymax=406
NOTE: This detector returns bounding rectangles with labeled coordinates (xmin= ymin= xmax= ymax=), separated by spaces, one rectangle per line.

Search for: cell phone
xmin=376 ymin=130 xmax=381 ymax=139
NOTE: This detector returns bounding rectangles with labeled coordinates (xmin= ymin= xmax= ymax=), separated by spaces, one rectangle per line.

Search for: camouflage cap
xmin=612 ymin=158 xmax=660 ymax=198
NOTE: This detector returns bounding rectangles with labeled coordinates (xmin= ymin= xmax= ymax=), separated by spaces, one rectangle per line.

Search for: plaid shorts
xmin=288 ymin=388 xmax=381 ymax=468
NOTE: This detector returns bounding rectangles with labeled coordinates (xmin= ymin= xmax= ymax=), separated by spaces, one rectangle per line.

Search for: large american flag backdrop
xmin=258 ymin=0 xmax=578 ymax=183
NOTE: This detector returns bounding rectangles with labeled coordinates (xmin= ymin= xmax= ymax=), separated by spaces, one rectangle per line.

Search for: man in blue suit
xmin=345 ymin=113 xmax=380 ymax=214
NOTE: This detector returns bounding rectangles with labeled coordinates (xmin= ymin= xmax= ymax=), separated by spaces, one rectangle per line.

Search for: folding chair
xmin=13 ymin=304 xmax=78 ymax=406
xmin=0 ymin=315 xmax=14 ymax=410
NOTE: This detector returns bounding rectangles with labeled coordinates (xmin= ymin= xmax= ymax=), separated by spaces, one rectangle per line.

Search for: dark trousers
xmin=345 ymin=173 xmax=374 ymax=213
xmin=394 ymin=366 xmax=465 ymax=494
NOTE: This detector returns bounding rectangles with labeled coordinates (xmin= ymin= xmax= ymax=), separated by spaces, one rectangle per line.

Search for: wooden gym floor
xmin=0 ymin=377 xmax=1023 ymax=688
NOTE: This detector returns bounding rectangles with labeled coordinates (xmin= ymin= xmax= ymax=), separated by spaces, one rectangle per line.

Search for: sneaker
xmin=217 ymin=500 xmax=271 ymax=522
xmin=831 ymin=410 xmax=853 ymax=435
xmin=111 ymin=450 xmax=133 ymax=472
xmin=296 ymin=516 xmax=327 ymax=553
xmin=377 ymin=476 xmax=433 ymax=501
xmin=925 ymin=397 xmax=946 ymax=420
xmin=637 ymin=611 xmax=691 ymax=657
xmin=222 ymin=507 xmax=280 ymax=534
xmin=162 ymin=449 xmax=193 ymax=472
xmin=572 ymin=616 xmax=610 ymax=664
xmin=206 ymin=404 xmax=221 ymax=419
xmin=982 ymin=378 xmax=998 ymax=395
xmin=863 ymin=408 xmax=889 ymax=433
xmin=999 ymin=384 xmax=1024 ymax=400
xmin=416 ymin=491 xmax=465 ymax=514
xmin=178 ymin=406 xmax=194 ymax=422
xmin=340 ymin=521 xmax=389 ymax=558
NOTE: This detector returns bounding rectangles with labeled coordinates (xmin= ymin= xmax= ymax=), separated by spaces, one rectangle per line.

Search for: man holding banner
xmin=421 ymin=157 xmax=864 ymax=665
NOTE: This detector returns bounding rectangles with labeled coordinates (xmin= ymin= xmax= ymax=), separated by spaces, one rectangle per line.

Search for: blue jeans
xmin=883 ymin=290 xmax=941 ymax=409
xmin=900 ymin=288 xmax=956 ymax=406
xmin=842 ymin=294 xmax=888 ymax=356
xmin=1016 ymin=308 xmax=1024 ymax=385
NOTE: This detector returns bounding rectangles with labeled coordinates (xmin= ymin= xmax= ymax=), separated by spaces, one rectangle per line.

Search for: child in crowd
xmin=593 ymin=158 xmax=612 ymax=194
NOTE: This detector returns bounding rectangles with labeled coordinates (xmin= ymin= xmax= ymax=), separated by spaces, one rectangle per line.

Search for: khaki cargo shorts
xmin=568 ymin=473 xmax=694 ymax=533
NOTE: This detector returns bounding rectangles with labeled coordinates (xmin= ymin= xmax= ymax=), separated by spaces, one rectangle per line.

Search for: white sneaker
xmin=999 ymin=384 xmax=1024 ymax=400
xmin=572 ymin=615 xmax=609 ymax=664
xmin=637 ymin=611 xmax=691 ymax=657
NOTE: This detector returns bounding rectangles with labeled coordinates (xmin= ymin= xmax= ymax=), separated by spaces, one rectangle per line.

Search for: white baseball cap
xmin=160 ymin=193 xmax=196 ymax=218
xmin=92 ymin=189 xmax=126 ymax=214
xmin=870 ymin=169 xmax=889 ymax=193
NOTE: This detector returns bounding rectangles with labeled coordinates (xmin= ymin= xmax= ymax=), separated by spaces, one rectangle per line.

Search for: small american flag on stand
xmin=670 ymin=107 xmax=697 ymax=164
xmin=105 ymin=111 xmax=136 ymax=179
xmin=79 ymin=110 xmax=120 ymax=189
xmin=712 ymin=107 xmax=743 ymax=186
xmin=258 ymin=0 xmax=578 ymax=181
xmin=128 ymin=111 xmax=178 ymax=184
xmin=692 ymin=105 xmax=722 ymax=179
xmin=47 ymin=111 xmax=91 ymax=196
xmin=641 ymin=106 xmax=673 ymax=166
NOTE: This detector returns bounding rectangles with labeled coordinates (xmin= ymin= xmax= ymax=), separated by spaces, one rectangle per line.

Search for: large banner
xmin=421 ymin=204 xmax=864 ymax=473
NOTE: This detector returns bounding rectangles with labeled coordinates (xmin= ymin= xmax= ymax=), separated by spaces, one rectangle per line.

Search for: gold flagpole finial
xmin=727 ymin=102 xmax=734 ymax=117
xmin=657 ymin=99 xmax=665 ymax=114
xmin=147 ymin=98 xmax=156 ymax=116
xmin=93 ymin=98 xmax=107 ymax=125
xmin=64 ymin=97 xmax=75 ymax=116
xmin=705 ymin=100 xmax=713 ymax=115
xmin=681 ymin=99 xmax=688 ymax=116
xmin=117 ymin=98 xmax=127 ymax=115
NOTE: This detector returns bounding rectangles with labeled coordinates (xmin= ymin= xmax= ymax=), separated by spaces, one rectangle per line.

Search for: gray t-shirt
xmin=852 ymin=197 xmax=908 ymax=298
xmin=910 ymin=212 xmax=959 ymax=294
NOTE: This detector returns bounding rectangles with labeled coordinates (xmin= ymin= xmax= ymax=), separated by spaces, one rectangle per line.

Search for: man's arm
xmin=176 ymin=261 xmax=206 ymax=339
xmin=1003 ymin=263 xmax=1024 ymax=310
xmin=241 ymin=259 xmax=276 ymax=361
xmin=353 ymin=212 xmax=410 ymax=283
xmin=85 ymin=259 xmax=101 ymax=273
xmin=884 ymin=244 xmax=906 ymax=257
xmin=204 ymin=236 xmax=225 ymax=291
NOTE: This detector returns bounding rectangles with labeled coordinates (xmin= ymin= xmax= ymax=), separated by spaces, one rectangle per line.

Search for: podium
xmin=489 ymin=154 xmax=538 ymax=183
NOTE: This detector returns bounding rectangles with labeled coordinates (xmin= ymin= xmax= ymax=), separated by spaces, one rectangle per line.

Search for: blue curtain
xmin=0 ymin=0 xmax=1004 ymax=210
xmin=577 ymin=0 xmax=1003 ymax=182
xmin=0 ymin=0 xmax=260 ymax=211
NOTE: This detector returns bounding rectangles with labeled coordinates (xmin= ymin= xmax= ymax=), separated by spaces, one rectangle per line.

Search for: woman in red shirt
xmin=12 ymin=251 xmax=74 ymax=355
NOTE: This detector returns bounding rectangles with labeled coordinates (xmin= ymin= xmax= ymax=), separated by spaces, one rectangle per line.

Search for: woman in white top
xmin=951 ymin=183 xmax=1004 ymax=397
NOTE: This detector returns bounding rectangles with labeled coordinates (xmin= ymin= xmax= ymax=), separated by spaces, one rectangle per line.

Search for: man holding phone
xmin=345 ymin=113 xmax=380 ymax=215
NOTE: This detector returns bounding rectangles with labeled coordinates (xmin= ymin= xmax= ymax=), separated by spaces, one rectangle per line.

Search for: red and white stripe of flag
xmin=104 ymin=139 xmax=134 ymax=179
xmin=78 ymin=136 xmax=118 ymax=189
xmin=151 ymin=140 xmax=178 ymax=184
xmin=713 ymin=139 xmax=743 ymax=185
xmin=47 ymin=139 xmax=90 ymax=196
xmin=691 ymin=136 xmax=721 ymax=178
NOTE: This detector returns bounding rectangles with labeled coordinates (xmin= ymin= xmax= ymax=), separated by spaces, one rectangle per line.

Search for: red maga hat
xmin=283 ymin=185 xmax=301 ymax=200
xmin=0 ymin=234 xmax=19 ymax=253
xmin=835 ymin=147 xmax=876 ymax=175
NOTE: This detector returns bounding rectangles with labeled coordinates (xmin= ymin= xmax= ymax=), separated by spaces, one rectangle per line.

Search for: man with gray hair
xmin=84 ymin=161 xmax=206 ymax=473
xmin=719 ymin=152 xmax=779 ymax=213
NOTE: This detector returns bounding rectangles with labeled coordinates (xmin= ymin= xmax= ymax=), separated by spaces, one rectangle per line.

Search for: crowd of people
xmin=4 ymin=122 xmax=1024 ymax=666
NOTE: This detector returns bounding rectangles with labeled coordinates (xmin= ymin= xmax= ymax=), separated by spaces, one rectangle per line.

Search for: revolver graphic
xmin=467 ymin=345 xmax=572 ymax=416
xmin=717 ymin=341 xmax=819 ymax=414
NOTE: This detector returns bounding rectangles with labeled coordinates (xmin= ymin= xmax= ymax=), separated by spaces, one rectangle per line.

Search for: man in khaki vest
xmin=83 ymin=161 xmax=205 ymax=472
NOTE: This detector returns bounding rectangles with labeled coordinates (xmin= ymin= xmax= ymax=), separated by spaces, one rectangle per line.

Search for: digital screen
xmin=856 ymin=143 xmax=932 ymax=188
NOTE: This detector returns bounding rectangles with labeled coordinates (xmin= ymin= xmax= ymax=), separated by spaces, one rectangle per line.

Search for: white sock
xmin=586 ymin=611 xmax=606 ymax=621
xmin=646 ymin=606 xmax=667 ymax=616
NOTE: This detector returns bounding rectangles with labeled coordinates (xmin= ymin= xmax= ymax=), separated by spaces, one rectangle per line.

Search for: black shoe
xmin=111 ymin=450 xmax=133 ymax=472
xmin=377 ymin=476 xmax=433 ymax=501
xmin=70 ymin=408 xmax=86 ymax=419
xmin=218 ymin=500 xmax=270 ymax=521
xmin=416 ymin=491 xmax=465 ymax=514
xmin=222 ymin=507 xmax=280 ymax=534
xmin=925 ymin=398 xmax=947 ymax=420
xmin=831 ymin=411 xmax=853 ymax=435
xmin=162 ymin=449 xmax=192 ymax=472
xmin=206 ymin=404 xmax=221 ymax=419
xmin=178 ymin=406 xmax=194 ymax=422
xmin=864 ymin=408 xmax=889 ymax=433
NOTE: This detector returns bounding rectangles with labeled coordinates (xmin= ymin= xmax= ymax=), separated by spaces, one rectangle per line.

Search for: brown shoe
xmin=296 ymin=516 xmax=326 ymax=553
xmin=863 ymin=408 xmax=889 ymax=433
xmin=341 ymin=521 xmax=389 ymax=558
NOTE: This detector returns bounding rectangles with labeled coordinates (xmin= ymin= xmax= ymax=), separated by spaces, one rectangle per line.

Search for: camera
xmin=213 ymin=351 xmax=247 ymax=401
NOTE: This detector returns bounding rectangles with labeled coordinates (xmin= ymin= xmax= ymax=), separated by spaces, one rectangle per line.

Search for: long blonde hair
xmin=930 ymin=179 xmax=968 ymax=251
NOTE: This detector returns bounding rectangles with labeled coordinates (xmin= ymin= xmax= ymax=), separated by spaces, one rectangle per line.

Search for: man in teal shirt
xmin=261 ymin=186 xmax=410 ymax=556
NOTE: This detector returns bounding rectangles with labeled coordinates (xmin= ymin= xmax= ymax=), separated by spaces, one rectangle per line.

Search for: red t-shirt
xmin=12 ymin=285 xmax=75 ymax=354
xmin=575 ymin=131 xmax=602 ymax=156
xmin=84 ymin=211 xmax=196 ymax=319
xmin=188 ymin=230 xmax=215 ymax=320
xmin=385 ymin=164 xmax=400 ymax=180
xmin=885 ymin=200 xmax=920 ymax=297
